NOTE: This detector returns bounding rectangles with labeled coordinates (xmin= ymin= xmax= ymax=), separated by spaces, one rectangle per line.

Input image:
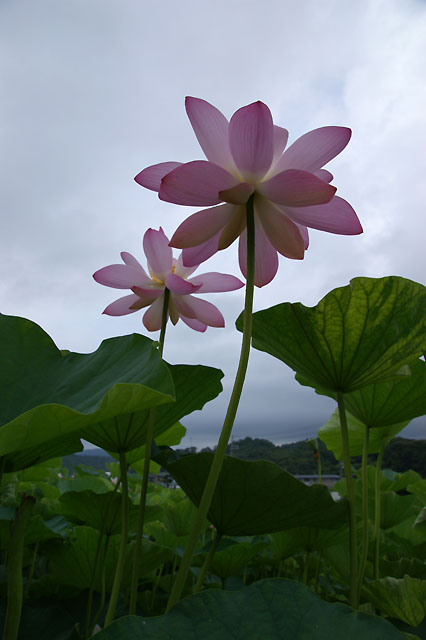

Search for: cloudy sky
xmin=1 ymin=0 xmax=425 ymax=448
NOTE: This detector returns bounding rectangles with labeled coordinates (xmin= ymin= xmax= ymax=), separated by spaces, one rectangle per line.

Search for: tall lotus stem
xmin=166 ymin=194 xmax=255 ymax=611
xmin=356 ymin=424 xmax=370 ymax=606
xmin=129 ymin=290 xmax=169 ymax=614
xmin=104 ymin=450 xmax=129 ymax=626
xmin=2 ymin=495 xmax=35 ymax=640
xmin=373 ymin=443 xmax=384 ymax=579
xmin=193 ymin=530 xmax=222 ymax=594
xmin=337 ymin=391 xmax=358 ymax=608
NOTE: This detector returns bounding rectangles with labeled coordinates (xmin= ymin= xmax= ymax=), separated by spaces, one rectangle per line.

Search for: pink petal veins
xmin=143 ymin=295 xmax=166 ymax=332
xmin=93 ymin=264 xmax=152 ymax=290
xmin=239 ymin=219 xmax=279 ymax=288
xmin=218 ymin=206 xmax=246 ymax=250
xmin=283 ymin=196 xmax=363 ymax=235
xmin=134 ymin=162 xmax=182 ymax=192
xmin=180 ymin=315 xmax=208 ymax=332
xmin=272 ymin=125 xmax=289 ymax=164
xmin=188 ymin=272 xmax=244 ymax=293
xmin=314 ymin=169 xmax=333 ymax=183
xmin=173 ymin=254 xmax=199 ymax=279
xmin=219 ymin=182 xmax=254 ymax=205
xmin=103 ymin=294 xmax=142 ymax=316
xmin=259 ymin=169 xmax=336 ymax=207
xmin=159 ymin=161 xmax=237 ymax=206
xmin=143 ymin=227 xmax=173 ymax=281
xmin=175 ymin=295 xmax=225 ymax=327
xmin=182 ymin=231 xmax=221 ymax=267
xmin=165 ymin=273 xmax=201 ymax=295
xmin=257 ymin=199 xmax=305 ymax=260
xmin=185 ymin=97 xmax=235 ymax=170
xmin=169 ymin=203 xmax=235 ymax=248
xmin=130 ymin=286 xmax=164 ymax=306
xmin=273 ymin=126 xmax=351 ymax=175
xmin=229 ymin=101 xmax=274 ymax=181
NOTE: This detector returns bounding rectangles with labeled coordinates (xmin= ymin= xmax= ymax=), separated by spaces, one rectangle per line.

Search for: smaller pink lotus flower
xmin=93 ymin=228 xmax=244 ymax=332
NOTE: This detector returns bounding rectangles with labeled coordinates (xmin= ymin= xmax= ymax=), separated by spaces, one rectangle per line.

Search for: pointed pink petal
xmin=272 ymin=125 xmax=289 ymax=163
xmin=134 ymin=162 xmax=183 ymax=192
xmin=218 ymin=205 xmax=246 ymax=250
xmin=295 ymin=222 xmax=310 ymax=249
xmin=159 ymin=161 xmax=236 ymax=206
xmin=314 ymin=169 xmax=333 ymax=183
xmin=188 ymin=272 xmax=244 ymax=293
xmin=103 ymin=294 xmax=141 ymax=316
xmin=229 ymin=101 xmax=274 ymax=181
xmin=185 ymin=97 xmax=234 ymax=170
xmin=219 ymin=182 xmax=254 ymax=204
xmin=143 ymin=296 xmax=166 ymax=331
xmin=174 ymin=295 xmax=225 ymax=327
xmin=180 ymin=315 xmax=208 ymax=332
xmin=283 ymin=196 xmax=363 ymax=235
xmin=173 ymin=254 xmax=199 ymax=279
xmin=182 ymin=231 xmax=221 ymax=267
xmin=120 ymin=252 xmax=147 ymax=274
xmin=239 ymin=217 xmax=279 ymax=288
xmin=143 ymin=228 xmax=173 ymax=280
xmin=273 ymin=127 xmax=351 ymax=174
xmin=168 ymin=298 xmax=180 ymax=325
xmin=257 ymin=199 xmax=305 ymax=260
xmin=169 ymin=204 xmax=235 ymax=248
xmin=131 ymin=286 xmax=164 ymax=305
xmin=258 ymin=169 xmax=336 ymax=206
xmin=93 ymin=264 xmax=151 ymax=289
xmin=165 ymin=273 xmax=201 ymax=295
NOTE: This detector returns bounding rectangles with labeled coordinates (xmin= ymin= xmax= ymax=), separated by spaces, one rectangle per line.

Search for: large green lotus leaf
xmin=58 ymin=490 xmax=161 ymax=536
xmin=1 ymin=433 xmax=83 ymax=473
xmin=58 ymin=475 xmax=112 ymax=494
xmin=365 ymin=576 xmax=426 ymax=627
xmin=112 ymin=422 xmax=186 ymax=472
xmin=155 ymin=451 xmax=347 ymax=535
xmin=80 ymin=363 xmax=222 ymax=452
xmin=0 ymin=603 xmax=78 ymax=640
xmin=161 ymin=496 xmax=198 ymax=538
xmin=380 ymin=557 xmax=426 ymax=580
xmin=269 ymin=525 xmax=349 ymax=559
xmin=238 ymin=277 xmax=426 ymax=392
xmin=47 ymin=526 xmax=171 ymax=592
xmin=94 ymin=578 xmax=405 ymax=639
xmin=318 ymin=408 xmax=408 ymax=459
xmin=408 ymin=480 xmax=426 ymax=504
xmin=208 ymin=540 xmax=267 ymax=580
xmin=298 ymin=358 xmax=426 ymax=428
xmin=0 ymin=314 xmax=175 ymax=457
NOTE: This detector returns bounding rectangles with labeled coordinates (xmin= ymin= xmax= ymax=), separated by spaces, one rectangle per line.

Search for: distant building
xmin=294 ymin=474 xmax=340 ymax=490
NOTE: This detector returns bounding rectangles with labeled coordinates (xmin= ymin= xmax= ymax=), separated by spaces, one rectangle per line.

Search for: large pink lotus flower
xmin=93 ymin=228 xmax=244 ymax=332
xmin=135 ymin=98 xmax=362 ymax=287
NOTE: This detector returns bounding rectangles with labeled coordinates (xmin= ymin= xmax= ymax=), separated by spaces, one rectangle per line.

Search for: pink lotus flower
xmin=93 ymin=228 xmax=244 ymax=332
xmin=135 ymin=98 xmax=362 ymax=287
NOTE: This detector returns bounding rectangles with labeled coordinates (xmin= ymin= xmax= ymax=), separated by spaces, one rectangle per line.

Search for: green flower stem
xmin=84 ymin=530 xmax=104 ymax=639
xmin=356 ymin=425 xmax=370 ymax=606
xmin=129 ymin=290 xmax=169 ymax=614
xmin=193 ymin=530 xmax=222 ymax=594
xmin=159 ymin=288 xmax=170 ymax=356
xmin=2 ymin=495 xmax=35 ymax=640
xmin=373 ymin=444 xmax=384 ymax=579
xmin=104 ymin=451 xmax=129 ymax=626
xmin=24 ymin=541 xmax=38 ymax=600
xmin=166 ymin=195 xmax=256 ymax=612
xmin=337 ymin=390 xmax=358 ymax=609
xmin=89 ymin=534 xmax=110 ymax=637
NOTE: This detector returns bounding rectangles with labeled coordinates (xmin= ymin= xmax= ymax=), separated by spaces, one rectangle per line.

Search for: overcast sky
xmin=1 ymin=0 xmax=425 ymax=448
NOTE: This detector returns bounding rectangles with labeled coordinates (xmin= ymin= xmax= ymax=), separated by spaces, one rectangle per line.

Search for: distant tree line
xmin=176 ymin=437 xmax=426 ymax=478
xmin=62 ymin=436 xmax=426 ymax=477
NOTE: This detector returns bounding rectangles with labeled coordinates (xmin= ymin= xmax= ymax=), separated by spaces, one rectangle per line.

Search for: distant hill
xmin=61 ymin=437 xmax=426 ymax=477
